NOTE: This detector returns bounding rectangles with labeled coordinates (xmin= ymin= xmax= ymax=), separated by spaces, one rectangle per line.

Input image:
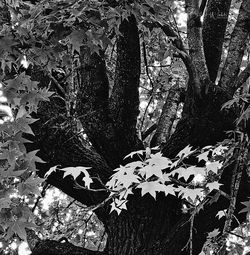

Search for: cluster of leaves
xmin=107 ymin=144 xmax=228 ymax=214
xmin=47 ymin=144 xmax=230 ymax=216
xmin=0 ymin=73 xmax=53 ymax=249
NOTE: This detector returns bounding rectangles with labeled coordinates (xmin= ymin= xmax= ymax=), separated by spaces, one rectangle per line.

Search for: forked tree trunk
xmin=29 ymin=0 xmax=250 ymax=254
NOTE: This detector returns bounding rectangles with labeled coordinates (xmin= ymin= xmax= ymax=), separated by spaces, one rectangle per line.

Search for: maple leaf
xmin=110 ymin=199 xmax=128 ymax=215
xmin=110 ymin=202 xmax=122 ymax=215
xmin=174 ymin=166 xmax=206 ymax=181
xmin=106 ymin=177 xmax=118 ymax=189
xmin=61 ymin=166 xmax=92 ymax=188
xmin=136 ymin=181 xmax=166 ymax=199
xmin=206 ymin=181 xmax=222 ymax=191
xmin=206 ymin=161 xmax=223 ymax=174
xmin=146 ymin=152 xmax=172 ymax=169
xmin=44 ymin=165 xmax=59 ymax=178
xmin=162 ymin=173 xmax=171 ymax=182
xmin=25 ymin=150 xmax=45 ymax=172
xmin=216 ymin=210 xmax=226 ymax=219
xmin=120 ymin=172 xmax=140 ymax=188
xmin=143 ymin=165 xmax=163 ymax=179
xmin=163 ymin=184 xmax=176 ymax=196
xmin=12 ymin=117 xmax=37 ymax=135
xmin=177 ymin=145 xmax=195 ymax=159
xmin=197 ymin=151 xmax=210 ymax=162
xmin=11 ymin=221 xmax=27 ymax=240
xmin=68 ymin=30 xmax=86 ymax=53
xmin=179 ymin=187 xmax=204 ymax=202
xmin=10 ymin=221 xmax=36 ymax=241
xmin=19 ymin=176 xmax=44 ymax=196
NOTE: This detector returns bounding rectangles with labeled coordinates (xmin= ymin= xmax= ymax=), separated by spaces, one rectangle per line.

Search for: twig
xmin=225 ymin=231 xmax=244 ymax=239
xmin=74 ymin=180 xmax=109 ymax=193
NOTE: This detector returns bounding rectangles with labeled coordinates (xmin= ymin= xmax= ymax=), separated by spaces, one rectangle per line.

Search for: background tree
xmin=0 ymin=0 xmax=250 ymax=255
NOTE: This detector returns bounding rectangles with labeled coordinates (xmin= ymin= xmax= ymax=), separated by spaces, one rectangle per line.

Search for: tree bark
xmin=219 ymin=0 xmax=250 ymax=96
xmin=151 ymin=83 xmax=184 ymax=147
xmin=202 ymin=0 xmax=231 ymax=82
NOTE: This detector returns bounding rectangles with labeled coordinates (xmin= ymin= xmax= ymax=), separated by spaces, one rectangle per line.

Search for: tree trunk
xmin=28 ymin=1 xmax=250 ymax=254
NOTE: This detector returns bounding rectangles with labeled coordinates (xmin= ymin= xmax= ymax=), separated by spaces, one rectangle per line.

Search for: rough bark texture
xmin=76 ymin=49 xmax=118 ymax=168
xmin=151 ymin=83 xmax=183 ymax=147
xmin=219 ymin=0 xmax=250 ymax=96
xmin=109 ymin=15 xmax=143 ymax=160
xmin=186 ymin=0 xmax=211 ymax=90
xmin=202 ymin=0 xmax=231 ymax=82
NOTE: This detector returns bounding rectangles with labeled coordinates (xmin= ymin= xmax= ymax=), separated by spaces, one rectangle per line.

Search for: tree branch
xmin=145 ymin=21 xmax=201 ymax=98
xmin=76 ymin=48 xmax=119 ymax=167
xmin=109 ymin=15 xmax=143 ymax=157
xmin=151 ymin=83 xmax=184 ymax=147
xmin=185 ymin=0 xmax=211 ymax=91
xmin=30 ymin=98 xmax=111 ymax=206
xmin=219 ymin=0 xmax=250 ymax=96
xmin=202 ymin=0 xmax=232 ymax=82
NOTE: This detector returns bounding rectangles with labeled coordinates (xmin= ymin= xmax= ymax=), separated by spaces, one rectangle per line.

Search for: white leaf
xmin=216 ymin=210 xmax=226 ymax=219
xmin=143 ymin=165 xmax=164 ymax=179
xmin=206 ymin=181 xmax=222 ymax=191
xmin=44 ymin=165 xmax=59 ymax=178
xmin=206 ymin=161 xmax=223 ymax=174
xmin=119 ymin=171 xmax=140 ymax=188
xmin=174 ymin=166 xmax=206 ymax=181
xmin=82 ymin=175 xmax=93 ymax=189
xmin=197 ymin=151 xmax=210 ymax=162
xmin=136 ymin=181 xmax=166 ymax=199
xmin=146 ymin=152 xmax=172 ymax=169
xmin=163 ymin=184 xmax=176 ymax=196
xmin=162 ymin=173 xmax=171 ymax=182
xmin=179 ymin=187 xmax=204 ymax=201
xmin=124 ymin=149 xmax=145 ymax=159
xmin=177 ymin=145 xmax=195 ymax=158
xmin=61 ymin=166 xmax=91 ymax=180
xmin=110 ymin=199 xmax=128 ymax=215
xmin=110 ymin=202 xmax=122 ymax=215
